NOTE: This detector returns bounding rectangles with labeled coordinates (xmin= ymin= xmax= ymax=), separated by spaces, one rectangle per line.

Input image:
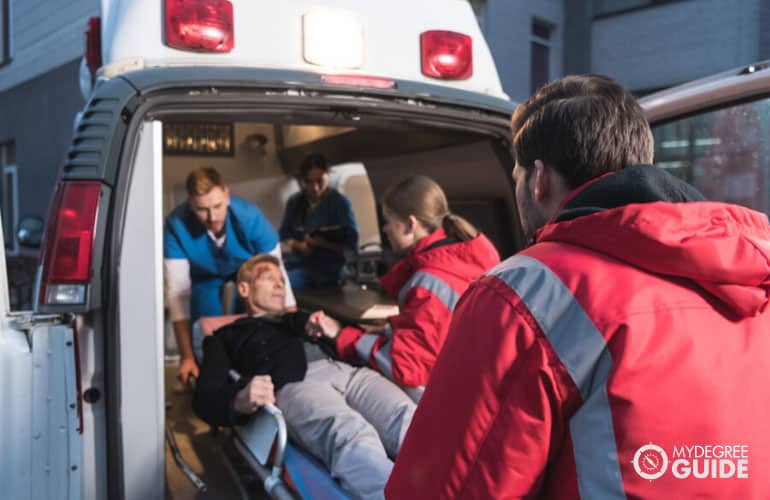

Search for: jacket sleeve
xmin=192 ymin=334 xmax=250 ymax=427
xmin=335 ymin=286 xmax=448 ymax=387
xmin=385 ymin=277 xmax=580 ymax=499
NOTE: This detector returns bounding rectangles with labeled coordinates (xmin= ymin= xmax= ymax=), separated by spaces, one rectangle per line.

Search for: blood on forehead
xmin=253 ymin=263 xmax=284 ymax=283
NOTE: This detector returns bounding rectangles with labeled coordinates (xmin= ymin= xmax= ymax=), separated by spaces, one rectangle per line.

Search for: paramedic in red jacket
xmin=387 ymin=75 xmax=770 ymax=498
xmin=308 ymin=176 xmax=500 ymax=401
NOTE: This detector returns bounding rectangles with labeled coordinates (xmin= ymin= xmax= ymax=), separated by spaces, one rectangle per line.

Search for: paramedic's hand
xmin=177 ymin=357 xmax=200 ymax=385
xmin=305 ymin=234 xmax=324 ymax=248
xmin=292 ymin=238 xmax=312 ymax=256
xmin=306 ymin=310 xmax=341 ymax=340
xmin=234 ymin=375 xmax=276 ymax=414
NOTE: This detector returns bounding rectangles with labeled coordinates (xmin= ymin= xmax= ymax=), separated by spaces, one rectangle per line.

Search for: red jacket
xmin=336 ymin=228 xmax=500 ymax=389
xmin=388 ymin=169 xmax=770 ymax=498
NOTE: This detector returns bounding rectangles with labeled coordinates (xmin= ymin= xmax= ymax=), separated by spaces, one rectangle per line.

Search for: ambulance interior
xmin=160 ymin=117 xmax=522 ymax=498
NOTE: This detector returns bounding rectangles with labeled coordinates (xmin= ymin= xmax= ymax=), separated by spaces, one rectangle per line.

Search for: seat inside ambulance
xmin=162 ymin=119 xmax=522 ymax=499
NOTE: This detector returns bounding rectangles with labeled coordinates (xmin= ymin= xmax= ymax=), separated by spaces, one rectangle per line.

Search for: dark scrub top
xmin=278 ymin=188 xmax=358 ymax=287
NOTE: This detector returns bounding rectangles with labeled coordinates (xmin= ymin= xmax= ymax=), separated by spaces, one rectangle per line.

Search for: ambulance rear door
xmin=0 ymin=210 xmax=81 ymax=498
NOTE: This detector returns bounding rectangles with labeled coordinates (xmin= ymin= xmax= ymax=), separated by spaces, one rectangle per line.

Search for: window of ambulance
xmin=651 ymin=97 xmax=770 ymax=214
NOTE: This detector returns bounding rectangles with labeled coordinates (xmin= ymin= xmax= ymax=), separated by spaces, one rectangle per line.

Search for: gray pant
xmin=276 ymin=359 xmax=416 ymax=500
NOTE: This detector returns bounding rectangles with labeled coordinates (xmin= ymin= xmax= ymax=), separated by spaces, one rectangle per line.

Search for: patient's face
xmin=238 ymin=263 xmax=286 ymax=315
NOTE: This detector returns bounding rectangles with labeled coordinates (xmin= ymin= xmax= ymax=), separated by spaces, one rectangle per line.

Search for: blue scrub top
xmin=164 ymin=195 xmax=279 ymax=321
xmin=278 ymin=188 xmax=358 ymax=281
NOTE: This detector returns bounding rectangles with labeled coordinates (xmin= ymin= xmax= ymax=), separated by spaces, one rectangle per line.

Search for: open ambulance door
xmin=110 ymin=119 xmax=165 ymax=500
xmin=0 ymin=211 xmax=81 ymax=498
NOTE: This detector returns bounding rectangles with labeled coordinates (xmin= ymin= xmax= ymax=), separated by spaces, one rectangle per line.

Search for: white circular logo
xmin=633 ymin=444 xmax=669 ymax=480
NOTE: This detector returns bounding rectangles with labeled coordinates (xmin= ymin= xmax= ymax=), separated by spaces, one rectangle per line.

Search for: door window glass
xmin=651 ymin=97 xmax=770 ymax=214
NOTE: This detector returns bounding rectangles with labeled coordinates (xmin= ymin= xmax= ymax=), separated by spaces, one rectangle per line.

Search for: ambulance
xmin=0 ymin=0 xmax=521 ymax=498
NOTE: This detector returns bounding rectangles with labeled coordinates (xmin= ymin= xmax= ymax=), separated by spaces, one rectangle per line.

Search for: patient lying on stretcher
xmin=192 ymin=254 xmax=415 ymax=500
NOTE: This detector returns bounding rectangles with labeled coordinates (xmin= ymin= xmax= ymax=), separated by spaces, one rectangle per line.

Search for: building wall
xmin=760 ymin=0 xmax=770 ymax=61
xmin=0 ymin=0 xmax=95 ymax=309
xmin=0 ymin=58 xmax=84 ymax=310
xmin=483 ymin=0 xmax=564 ymax=102
xmin=0 ymin=58 xmax=84 ymax=225
xmin=0 ymin=0 xmax=98 ymax=92
xmin=591 ymin=0 xmax=761 ymax=92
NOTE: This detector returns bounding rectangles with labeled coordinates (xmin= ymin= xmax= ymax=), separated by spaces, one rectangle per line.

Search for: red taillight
xmin=321 ymin=74 xmax=396 ymax=89
xmin=39 ymin=181 xmax=101 ymax=305
xmin=420 ymin=30 xmax=473 ymax=80
xmin=165 ymin=0 xmax=234 ymax=53
xmin=85 ymin=17 xmax=102 ymax=77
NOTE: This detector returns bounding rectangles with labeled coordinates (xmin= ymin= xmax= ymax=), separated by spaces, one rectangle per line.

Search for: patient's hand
xmin=234 ymin=375 xmax=276 ymax=414
xmin=306 ymin=310 xmax=341 ymax=340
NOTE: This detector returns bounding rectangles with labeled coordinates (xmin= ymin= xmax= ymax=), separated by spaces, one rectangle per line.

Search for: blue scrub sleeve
xmin=249 ymin=208 xmax=280 ymax=253
xmin=164 ymin=219 xmax=187 ymax=259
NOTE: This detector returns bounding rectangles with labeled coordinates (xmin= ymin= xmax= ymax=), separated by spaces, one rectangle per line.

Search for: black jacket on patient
xmin=192 ymin=311 xmax=335 ymax=426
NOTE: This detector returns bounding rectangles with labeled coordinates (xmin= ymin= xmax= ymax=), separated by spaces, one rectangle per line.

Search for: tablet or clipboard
xmin=361 ymin=304 xmax=400 ymax=320
xmin=310 ymin=225 xmax=350 ymax=244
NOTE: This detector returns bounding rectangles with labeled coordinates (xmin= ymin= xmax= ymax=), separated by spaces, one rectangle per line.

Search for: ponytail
xmin=442 ymin=213 xmax=478 ymax=242
xmin=383 ymin=175 xmax=479 ymax=242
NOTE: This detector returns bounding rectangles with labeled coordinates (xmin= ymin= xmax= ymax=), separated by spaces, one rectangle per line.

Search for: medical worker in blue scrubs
xmin=164 ymin=167 xmax=296 ymax=384
xmin=279 ymin=154 xmax=358 ymax=290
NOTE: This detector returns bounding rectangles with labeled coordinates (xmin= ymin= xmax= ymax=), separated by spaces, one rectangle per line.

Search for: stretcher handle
xmin=229 ymin=369 xmax=289 ymax=480
xmin=165 ymin=424 xmax=207 ymax=492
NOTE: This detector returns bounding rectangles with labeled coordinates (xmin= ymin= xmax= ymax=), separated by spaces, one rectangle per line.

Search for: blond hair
xmin=236 ymin=254 xmax=282 ymax=284
xmin=185 ymin=166 xmax=225 ymax=197
xmin=382 ymin=175 xmax=478 ymax=242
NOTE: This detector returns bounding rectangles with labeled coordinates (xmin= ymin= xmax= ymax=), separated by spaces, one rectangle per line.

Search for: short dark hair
xmin=299 ymin=154 xmax=329 ymax=180
xmin=511 ymin=74 xmax=654 ymax=188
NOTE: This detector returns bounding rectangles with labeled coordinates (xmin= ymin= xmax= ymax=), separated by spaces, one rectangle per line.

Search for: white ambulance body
xmin=1 ymin=1 xmax=520 ymax=499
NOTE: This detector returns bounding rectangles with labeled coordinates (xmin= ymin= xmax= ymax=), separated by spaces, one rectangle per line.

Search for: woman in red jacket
xmin=308 ymin=175 xmax=500 ymax=401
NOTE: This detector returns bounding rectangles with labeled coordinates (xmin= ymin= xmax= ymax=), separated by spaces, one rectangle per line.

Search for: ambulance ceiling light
xmin=303 ymin=10 xmax=364 ymax=69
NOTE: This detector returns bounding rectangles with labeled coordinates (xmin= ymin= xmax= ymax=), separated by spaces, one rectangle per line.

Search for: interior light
xmin=303 ymin=11 xmax=364 ymax=68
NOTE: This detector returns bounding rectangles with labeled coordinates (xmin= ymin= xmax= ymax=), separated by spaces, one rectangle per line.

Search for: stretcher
xmin=192 ymin=315 xmax=351 ymax=500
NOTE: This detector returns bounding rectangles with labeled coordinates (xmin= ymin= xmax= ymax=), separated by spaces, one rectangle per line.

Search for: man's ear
xmin=236 ymin=281 xmax=250 ymax=299
xmin=533 ymin=159 xmax=551 ymax=202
